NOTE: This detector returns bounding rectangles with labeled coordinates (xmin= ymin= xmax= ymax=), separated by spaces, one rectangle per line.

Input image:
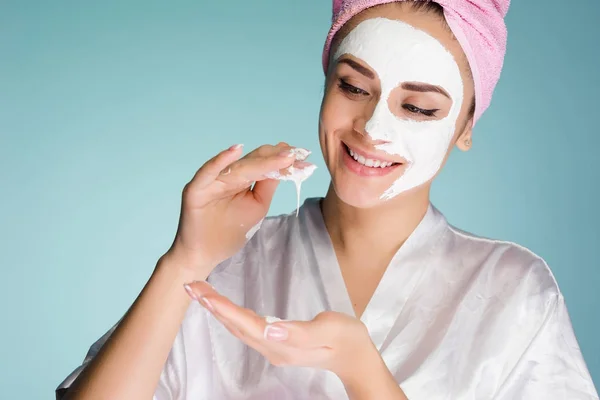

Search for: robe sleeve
xmin=55 ymin=321 xmax=183 ymax=400
xmin=494 ymin=294 xmax=599 ymax=399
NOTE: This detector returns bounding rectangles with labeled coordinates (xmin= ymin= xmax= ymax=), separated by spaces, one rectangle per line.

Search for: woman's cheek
xmin=320 ymin=95 xmax=341 ymax=131
xmin=325 ymin=95 xmax=356 ymax=126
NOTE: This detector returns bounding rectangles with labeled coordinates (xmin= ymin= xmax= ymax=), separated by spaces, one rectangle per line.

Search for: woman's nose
xmin=353 ymin=117 xmax=369 ymax=137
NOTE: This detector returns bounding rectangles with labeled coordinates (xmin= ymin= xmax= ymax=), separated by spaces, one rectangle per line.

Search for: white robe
xmin=57 ymin=198 xmax=598 ymax=399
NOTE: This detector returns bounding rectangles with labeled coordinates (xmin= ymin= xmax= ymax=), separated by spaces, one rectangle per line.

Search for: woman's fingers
xmin=268 ymin=312 xmax=345 ymax=349
xmin=207 ymin=294 xmax=265 ymax=339
xmin=186 ymin=281 xmax=267 ymax=342
xmin=186 ymin=142 xmax=294 ymax=190
xmin=215 ymin=148 xmax=298 ymax=187
xmin=185 ymin=282 xmax=261 ymax=329
xmin=183 ymin=143 xmax=309 ymax=206
xmin=251 ymin=178 xmax=280 ymax=208
xmin=188 ymin=144 xmax=245 ymax=191
xmin=184 ymin=282 xmax=336 ymax=368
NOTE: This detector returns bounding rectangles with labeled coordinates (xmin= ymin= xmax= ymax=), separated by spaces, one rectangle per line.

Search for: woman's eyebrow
xmin=401 ymin=82 xmax=450 ymax=99
xmin=337 ymin=58 xmax=375 ymax=79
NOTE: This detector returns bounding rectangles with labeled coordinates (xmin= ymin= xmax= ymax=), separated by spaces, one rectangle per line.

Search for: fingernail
xmin=294 ymin=161 xmax=313 ymax=169
xmin=229 ymin=144 xmax=243 ymax=151
xmin=220 ymin=167 xmax=232 ymax=175
xmin=199 ymin=296 xmax=215 ymax=312
xmin=183 ymin=284 xmax=198 ymax=301
xmin=264 ymin=325 xmax=288 ymax=341
xmin=278 ymin=149 xmax=295 ymax=158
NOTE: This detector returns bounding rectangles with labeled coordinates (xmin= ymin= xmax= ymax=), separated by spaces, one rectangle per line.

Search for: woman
xmin=57 ymin=1 xmax=598 ymax=399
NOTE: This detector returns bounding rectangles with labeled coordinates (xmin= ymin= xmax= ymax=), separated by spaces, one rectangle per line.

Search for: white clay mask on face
xmin=333 ymin=18 xmax=464 ymax=199
xmin=265 ymin=148 xmax=317 ymax=216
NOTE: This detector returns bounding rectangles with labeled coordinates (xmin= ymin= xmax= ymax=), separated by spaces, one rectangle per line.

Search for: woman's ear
xmin=456 ymin=117 xmax=474 ymax=152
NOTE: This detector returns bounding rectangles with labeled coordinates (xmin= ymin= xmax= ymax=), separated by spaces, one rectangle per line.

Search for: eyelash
xmin=337 ymin=78 xmax=439 ymax=117
xmin=338 ymin=78 xmax=370 ymax=96
xmin=402 ymin=104 xmax=439 ymax=117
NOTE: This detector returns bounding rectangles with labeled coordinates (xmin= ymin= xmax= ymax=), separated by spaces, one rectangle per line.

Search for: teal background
xmin=1 ymin=1 xmax=598 ymax=398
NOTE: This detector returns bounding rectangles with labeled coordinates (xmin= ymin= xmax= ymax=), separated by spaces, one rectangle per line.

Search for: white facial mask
xmin=333 ymin=18 xmax=464 ymax=199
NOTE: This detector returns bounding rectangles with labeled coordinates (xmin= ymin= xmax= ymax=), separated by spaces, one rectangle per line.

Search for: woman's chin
xmin=331 ymin=183 xmax=389 ymax=209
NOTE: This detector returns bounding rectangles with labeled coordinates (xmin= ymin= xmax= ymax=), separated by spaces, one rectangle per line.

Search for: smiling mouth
xmin=343 ymin=143 xmax=401 ymax=168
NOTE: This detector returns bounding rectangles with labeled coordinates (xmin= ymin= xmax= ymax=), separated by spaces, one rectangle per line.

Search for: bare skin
xmin=63 ymin=3 xmax=475 ymax=400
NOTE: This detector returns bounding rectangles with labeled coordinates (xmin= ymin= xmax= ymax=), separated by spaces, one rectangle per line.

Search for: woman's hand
xmin=164 ymin=143 xmax=311 ymax=280
xmin=184 ymin=281 xmax=408 ymax=399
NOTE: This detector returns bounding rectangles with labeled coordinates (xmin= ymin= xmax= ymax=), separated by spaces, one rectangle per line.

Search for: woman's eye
xmin=402 ymin=104 xmax=439 ymax=117
xmin=338 ymin=79 xmax=370 ymax=96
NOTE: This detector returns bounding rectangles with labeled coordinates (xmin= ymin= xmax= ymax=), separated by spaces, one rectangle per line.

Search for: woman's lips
xmin=341 ymin=143 xmax=403 ymax=177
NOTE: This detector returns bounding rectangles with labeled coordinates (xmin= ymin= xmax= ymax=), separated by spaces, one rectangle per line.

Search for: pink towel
xmin=322 ymin=0 xmax=510 ymax=125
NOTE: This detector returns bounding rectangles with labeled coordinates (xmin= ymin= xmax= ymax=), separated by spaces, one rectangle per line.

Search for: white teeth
xmin=347 ymin=146 xmax=394 ymax=168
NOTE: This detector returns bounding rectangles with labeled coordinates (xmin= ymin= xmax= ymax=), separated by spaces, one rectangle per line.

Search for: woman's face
xmin=319 ymin=4 xmax=475 ymax=209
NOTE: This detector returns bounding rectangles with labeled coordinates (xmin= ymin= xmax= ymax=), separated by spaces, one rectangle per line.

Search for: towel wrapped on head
xmin=322 ymin=0 xmax=510 ymax=126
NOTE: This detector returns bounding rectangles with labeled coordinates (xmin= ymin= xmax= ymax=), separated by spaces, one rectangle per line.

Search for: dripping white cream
xmin=265 ymin=148 xmax=317 ymax=216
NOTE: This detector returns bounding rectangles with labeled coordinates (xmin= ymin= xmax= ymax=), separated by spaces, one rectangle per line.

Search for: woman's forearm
xmin=64 ymin=254 xmax=202 ymax=400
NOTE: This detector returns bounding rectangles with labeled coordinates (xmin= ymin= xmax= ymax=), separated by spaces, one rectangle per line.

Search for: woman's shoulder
xmin=444 ymin=223 xmax=561 ymax=301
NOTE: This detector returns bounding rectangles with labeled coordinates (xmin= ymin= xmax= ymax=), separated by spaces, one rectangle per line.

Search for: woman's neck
xmin=320 ymin=184 xmax=431 ymax=264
